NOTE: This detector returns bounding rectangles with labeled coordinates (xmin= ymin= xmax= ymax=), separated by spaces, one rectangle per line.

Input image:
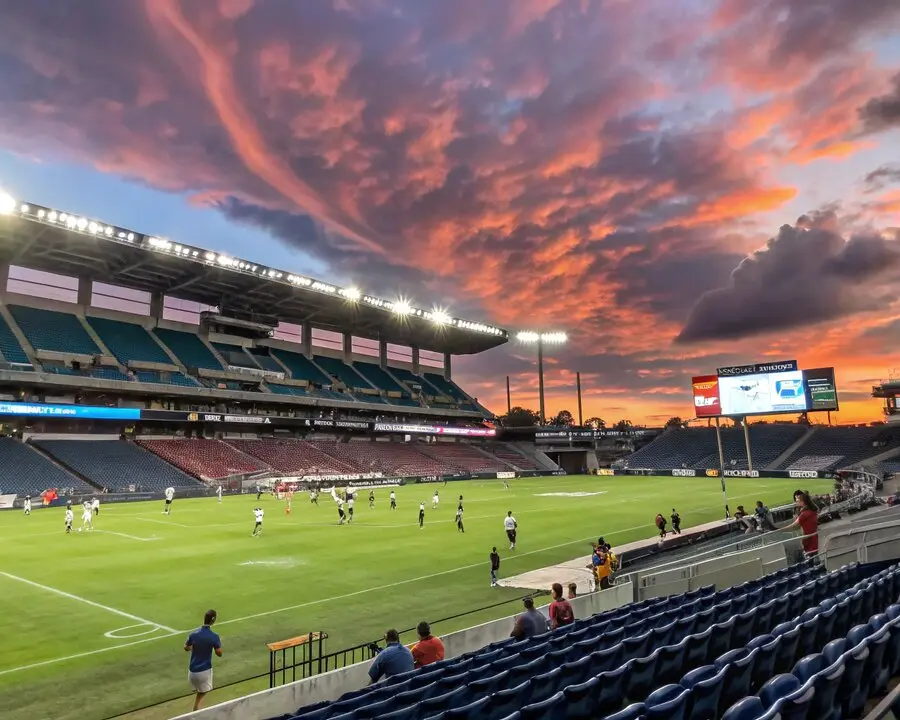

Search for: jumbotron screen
xmin=691 ymin=361 xmax=838 ymax=418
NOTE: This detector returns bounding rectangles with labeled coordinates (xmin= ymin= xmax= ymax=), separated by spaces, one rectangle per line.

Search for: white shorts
xmin=189 ymin=668 xmax=213 ymax=693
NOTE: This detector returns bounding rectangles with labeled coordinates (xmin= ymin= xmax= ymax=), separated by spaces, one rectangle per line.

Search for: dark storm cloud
xmin=864 ymin=165 xmax=900 ymax=192
xmin=677 ymin=212 xmax=900 ymax=343
xmin=859 ymin=73 xmax=900 ymax=134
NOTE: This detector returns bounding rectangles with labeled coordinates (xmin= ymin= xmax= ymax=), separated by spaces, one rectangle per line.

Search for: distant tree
xmin=584 ymin=417 xmax=606 ymax=429
xmin=551 ymin=409 xmax=575 ymax=427
xmin=499 ymin=406 xmax=541 ymax=427
xmin=665 ymin=416 xmax=686 ymax=430
xmin=613 ymin=419 xmax=633 ymax=432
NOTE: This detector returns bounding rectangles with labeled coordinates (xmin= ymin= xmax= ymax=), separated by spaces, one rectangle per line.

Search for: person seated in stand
xmin=368 ymin=629 xmax=414 ymax=684
xmin=410 ymin=621 xmax=444 ymax=669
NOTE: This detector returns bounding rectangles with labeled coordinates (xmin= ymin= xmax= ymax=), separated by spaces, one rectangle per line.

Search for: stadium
xmin=3 ymin=191 xmax=900 ymax=720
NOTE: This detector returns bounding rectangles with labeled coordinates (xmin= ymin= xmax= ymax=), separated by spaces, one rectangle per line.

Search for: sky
xmin=0 ymin=0 xmax=899 ymax=426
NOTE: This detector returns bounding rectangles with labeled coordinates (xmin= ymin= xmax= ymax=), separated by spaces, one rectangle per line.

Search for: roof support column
xmin=301 ymin=323 xmax=312 ymax=357
xmin=343 ymin=332 xmax=352 ymax=364
xmin=0 ymin=263 xmax=8 ymax=300
xmin=77 ymin=277 xmax=92 ymax=308
xmin=379 ymin=339 xmax=388 ymax=369
xmin=444 ymin=353 xmax=452 ymax=380
xmin=412 ymin=346 xmax=420 ymax=375
xmin=149 ymin=292 xmax=164 ymax=322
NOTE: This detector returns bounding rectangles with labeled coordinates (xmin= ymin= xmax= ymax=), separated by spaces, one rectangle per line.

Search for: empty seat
xmin=88 ymin=317 xmax=172 ymax=365
xmin=137 ymin=439 xmax=267 ymax=480
xmin=153 ymin=328 xmax=222 ymax=370
xmin=0 ymin=438 xmax=94 ymax=496
xmin=10 ymin=305 xmax=99 ymax=355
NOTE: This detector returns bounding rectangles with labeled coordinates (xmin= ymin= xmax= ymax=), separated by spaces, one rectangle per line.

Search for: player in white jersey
xmin=252 ymin=507 xmax=264 ymax=536
xmin=163 ymin=487 xmax=175 ymax=514
xmin=81 ymin=501 xmax=94 ymax=531
xmin=504 ymin=511 xmax=518 ymax=550
xmin=23 ymin=495 xmax=32 ymax=515
xmin=337 ymin=499 xmax=346 ymax=525
xmin=92 ymin=497 xmax=100 ymax=515
xmin=347 ymin=495 xmax=355 ymax=523
xmin=390 ymin=490 xmax=397 ymax=510
xmin=64 ymin=505 xmax=74 ymax=533
xmin=432 ymin=491 xmax=440 ymax=510
xmin=217 ymin=485 xmax=222 ymax=503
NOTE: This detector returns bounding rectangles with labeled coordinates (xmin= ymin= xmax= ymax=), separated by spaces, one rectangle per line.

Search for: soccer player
xmin=457 ymin=495 xmax=464 ymax=512
xmin=185 ymin=609 xmax=222 ymax=711
xmin=504 ymin=511 xmax=518 ymax=550
xmin=23 ymin=495 xmax=31 ymax=516
xmin=285 ymin=489 xmax=293 ymax=515
xmin=490 ymin=547 xmax=500 ymax=587
xmin=310 ymin=488 xmax=318 ymax=505
xmin=252 ymin=507 xmax=264 ymax=536
xmin=390 ymin=490 xmax=397 ymax=510
xmin=81 ymin=500 xmax=94 ymax=531
xmin=456 ymin=505 xmax=464 ymax=533
xmin=163 ymin=486 xmax=175 ymax=515
xmin=256 ymin=483 xmax=263 ymax=501
xmin=216 ymin=485 xmax=222 ymax=503
xmin=92 ymin=496 xmax=100 ymax=516
xmin=432 ymin=490 xmax=440 ymax=510
xmin=503 ymin=478 xmax=510 ymax=490
xmin=347 ymin=494 xmax=355 ymax=523
xmin=369 ymin=490 xmax=375 ymax=509
xmin=670 ymin=508 xmax=681 ymax=534
xmin=64 ymin=503 xmax=73 ymax=534
xmin=337 ymin=498 xmax=346 ymax=525
xmin=418 ymin=502 xmax=425 ymax=529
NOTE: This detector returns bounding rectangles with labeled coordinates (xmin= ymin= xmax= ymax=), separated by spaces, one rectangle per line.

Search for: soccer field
xmin=0 ymin=474 xmax=832 ymax=720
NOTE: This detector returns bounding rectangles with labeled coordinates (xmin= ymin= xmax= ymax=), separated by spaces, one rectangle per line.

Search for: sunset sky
xmin=0 ymin=0 xmax=899 ymax=425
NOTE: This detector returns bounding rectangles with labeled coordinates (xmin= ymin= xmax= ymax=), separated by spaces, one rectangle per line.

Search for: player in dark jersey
xmin=455 ymin=506 xmax=464 ymax=533
xmin=490 ymin=547 xmax=500 ymax=587
xmin=670 ymin=509 xmax=681 ymax=534
xmin=457 ymin=495 xmax=464 ymax=512
xmin=369 ymin=490 xmax=375 ymax=509
xmin=418 ymin=502 xmax=425 ymax=529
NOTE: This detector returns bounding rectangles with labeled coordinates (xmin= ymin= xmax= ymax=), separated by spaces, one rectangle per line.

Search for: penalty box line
xmin=0 ymin=570 xmax=177 ymax=634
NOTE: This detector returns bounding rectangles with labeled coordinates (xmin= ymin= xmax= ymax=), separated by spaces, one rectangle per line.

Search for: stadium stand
xmin=0 ymin=312 xmax=31 ymax=365
xmin=311 ymin=440 xmax=456 ymax=476
xmin=489 ymin=443 xmax=543 ymax=471
xmin=418 ymin=442 xmax=510 ymax=473
xmin=314 ymin=355 xmax=373 ymax=391
xmin=272 ymin=560 xmax=900 ymax=720
xmin=136 ymin=439 xmax=268 ymax=480
xmin=134 ymin=369 xmax=199 ymax=387
xmin=212 ymin=342 xmax=259 ymax=369
xmin=778 ymin=426 xmax=900 ymax=472
xmin=153 ymin=328 xmax=223 ymax=371
xmin=352 ymin=361 xmax=406 ymax=394
xmin=249 ymin=348 xmax=286 ymax=374
xmin=34 ymin=439 xmax=202 ymax=491
xmin=228 ymin=439 xmax=356 ymax=475
xmin=9 ymin=304 xmax=99 ymax=355
xmin=0 ymin=437 xmax=94 ymax=495
xmin=87 ymin=316 xmax=172 ymax=366
xmin=271 ymin=348 xmax=332 ymax=384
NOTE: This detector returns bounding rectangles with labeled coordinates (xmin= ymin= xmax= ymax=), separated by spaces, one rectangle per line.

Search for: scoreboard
xmin=691 ymin=361 xmax=838 ymax=418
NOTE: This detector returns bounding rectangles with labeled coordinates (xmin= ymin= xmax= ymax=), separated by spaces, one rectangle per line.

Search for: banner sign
xmin=496 ymin=471 xmax=516 ymax=479
xmin=724 ymin=469 xmax=760 ymax=478
xmin=0 ymin=402 xmax=141 ymax=420
xmin=789 ymin=470 xmax=820 ymax=479
xmin=373 ymin=423 xmax=496 ymax=437
xmin=706 ymin=469 xmax=719 ymax=477
xmin=716 ymin=360 xmax=797 ymax=377
xmin=672 ymin=469 xmax=696 ymax=477
xmin=691 ymin=375 xmax=721 ymax=417
xmin=535 ymin=429 xmax=658 ymax=440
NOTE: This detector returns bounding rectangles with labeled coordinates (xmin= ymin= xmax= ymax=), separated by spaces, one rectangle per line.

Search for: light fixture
xmin=392 ymin=299 xmax=412 ymax=316
xmin=341 ymin=286 xmax=361 ymax=301
xmin=517 ymin=331 xmax=540 ymax=343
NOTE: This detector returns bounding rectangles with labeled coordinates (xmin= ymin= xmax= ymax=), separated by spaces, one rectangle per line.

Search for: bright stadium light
xmin=392 ymin=298 xmax=412 ymax=316
xmin=516 ymin=329 xmax=568 ymax=425
xmin=431 ymin=308 xmax=451 ymax=325
xmin=0 ymin=191 xmax=15 ymax=215
xmin=341 ymin=286 xmax=361 ymax=301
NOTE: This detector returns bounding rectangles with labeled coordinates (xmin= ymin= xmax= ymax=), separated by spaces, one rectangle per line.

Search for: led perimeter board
xmin=690 ymin=361 xmax=838 ymax=418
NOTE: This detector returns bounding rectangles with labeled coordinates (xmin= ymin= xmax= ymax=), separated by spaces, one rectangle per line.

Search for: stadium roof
xmin=0 ymin=195 xmax=508 ymax=355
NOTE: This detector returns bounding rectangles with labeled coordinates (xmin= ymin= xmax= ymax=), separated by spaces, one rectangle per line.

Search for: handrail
xmin=862 ymin=672 xmax=900 ymax=719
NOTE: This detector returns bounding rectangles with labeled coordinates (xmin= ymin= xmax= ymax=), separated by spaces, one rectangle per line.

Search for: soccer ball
xmin=77 ymin=528 xmax=82 ymax=533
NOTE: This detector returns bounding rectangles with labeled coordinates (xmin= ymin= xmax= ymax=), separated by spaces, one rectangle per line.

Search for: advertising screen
xmin=718 ymin=370 xmax=808 ymax=416
xmin=803 ymin=367 xmax=839 ymax=411
xmin=691 ymin=375 xmax=721 ymax=417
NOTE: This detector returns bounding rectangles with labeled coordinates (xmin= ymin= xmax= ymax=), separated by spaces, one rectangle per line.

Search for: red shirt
xmin=411 ymin=635 xmax=444 ymax=668
xmin=549 ymin=598 xmax=574 ymax=629
xmin=797 ymin=509 xmax=818 ymax=554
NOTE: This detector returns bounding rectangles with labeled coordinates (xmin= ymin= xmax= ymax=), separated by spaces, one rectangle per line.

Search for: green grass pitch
xmin=0 ymin=474 xmax=833 ymax=720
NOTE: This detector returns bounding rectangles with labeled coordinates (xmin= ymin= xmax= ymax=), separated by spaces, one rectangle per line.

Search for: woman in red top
xmin=548 ymin=582 xmax=575 ymax=630
xmin=786 ymin=490 xmax=819 ymax=556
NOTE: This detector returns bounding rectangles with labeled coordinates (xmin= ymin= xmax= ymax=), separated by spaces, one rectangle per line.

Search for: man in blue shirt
xmin=184 ymin=609 xmax=223 ymax=711
xmin=368 ymin=628 xmax=414 ymax=683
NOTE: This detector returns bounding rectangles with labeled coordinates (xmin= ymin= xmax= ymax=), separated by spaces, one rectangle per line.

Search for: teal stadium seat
xmin=9 ymin=305 xmax=99 ymax=355
xmin=153 ymin=328 xmax=222 ymax=370
xmin=88 ymin=317 xmax=171 ymax=365
xmin=0 ymin=312 xmax=31 ymax=365
xmin=271 ymin=349 xmax=332 ymax=384
xmin=212 ymin=342 xmax=259 ymax=369
xmin=314 ymin=355 xmax=373 ymax=390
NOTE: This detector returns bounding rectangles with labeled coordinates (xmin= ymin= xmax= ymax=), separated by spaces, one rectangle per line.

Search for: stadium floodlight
xmin=392 ymin=298 xmax=412 ymax=316
xmin=516 ymin=329 xmax=568 ymax=425
xmin=340 ymin=286 xmax=361 ymax=301
xmin=431 ymin=308 xmax=451 ymax=325
xmin=0 ymin=192 xmax=14 ymax=216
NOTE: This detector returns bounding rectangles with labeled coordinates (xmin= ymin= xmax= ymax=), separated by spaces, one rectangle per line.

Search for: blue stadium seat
xmin=644 ymin=684 xmax=690 ymax=720
xmin=721 ymin=697 xmax=772 ymax=720
xmin=212 ymin=342 xmax=259 ymax=369
xmin=758 ymin=673 xmax=814 ymax=720
xmin=88 ymin=317 xmax=172 ymax=365
xmin=603 ymin=703 xmax=646 ymax=720
xmin=10 ymin=305 xmax=99 ymax=355
xmin=792 ymin=654 xmax=844 ymax=720
xmin=153 ymin=327 xmax=222 ymax=370
xmin=0 ymin=437 xmax=93 ymax=496
xmin=0 ymin=312 xmax=30 ymax=364
xmin=679 ymin=664 xmax=728 ymax=719
xmin=746 ymin=634 xmax=779 ymax=692
xmin=714 ymin=647 xmax=757 ymax=714
xmin=518 ymin=691 xmax=567 ymax=720
xmin=625 ymin=649 xmax=660 ymax=701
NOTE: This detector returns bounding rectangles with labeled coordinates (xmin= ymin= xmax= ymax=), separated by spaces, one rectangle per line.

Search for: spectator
xmin=411 ymin=622 xmax=444 ymax=669
xmin=548 ymin=583 xmax=575 ymax=629
xmin=184 ymin=609 xmax=222 ymax=712
xmin=670 ymin=508 xmax=681 ymax=534
xmin=510 ymin=597 xmax=547 ymax=639
xmin=785 ymin=491 xmax=819 ymax=557
xmin=655 ymin=513 xmax=667 ymax=538
xmin=368 ymin=629 xmax=414 ymax=684
xmin=755 ymin=501 xmax=775 ymax=531
xmin=567 ymin=582 xmax=577 ymax=599
xmin=734 ymin=505 xmax=755 ymax=533
xmin=592 ymin=545 xmax=612 ymax=591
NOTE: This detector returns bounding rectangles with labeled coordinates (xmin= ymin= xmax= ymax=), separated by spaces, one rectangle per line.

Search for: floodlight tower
xmin=516 ymin=331 xmax=567 ymax=425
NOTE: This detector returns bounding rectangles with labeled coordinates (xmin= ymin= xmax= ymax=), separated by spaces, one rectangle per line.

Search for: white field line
xmin=134 ymin=517 xmax=191 ymax=528
xmin=94 ymin=529 xmax=159 ymax=542
xmin=0 ymin=571 xmax=177 ymax=634
xmin=0 ymin=487 xmax=782 ymax=676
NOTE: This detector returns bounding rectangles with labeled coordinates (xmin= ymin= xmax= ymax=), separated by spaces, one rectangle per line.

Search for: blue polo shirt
xmin=186 ymin=625 xmax=221 ymax=673
xmin=368 ymin=642 xmax=414 ymax=682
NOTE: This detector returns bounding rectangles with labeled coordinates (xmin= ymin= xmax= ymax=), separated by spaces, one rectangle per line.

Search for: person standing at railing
xmin=785 ymin=490 xmax=819 ymax=557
